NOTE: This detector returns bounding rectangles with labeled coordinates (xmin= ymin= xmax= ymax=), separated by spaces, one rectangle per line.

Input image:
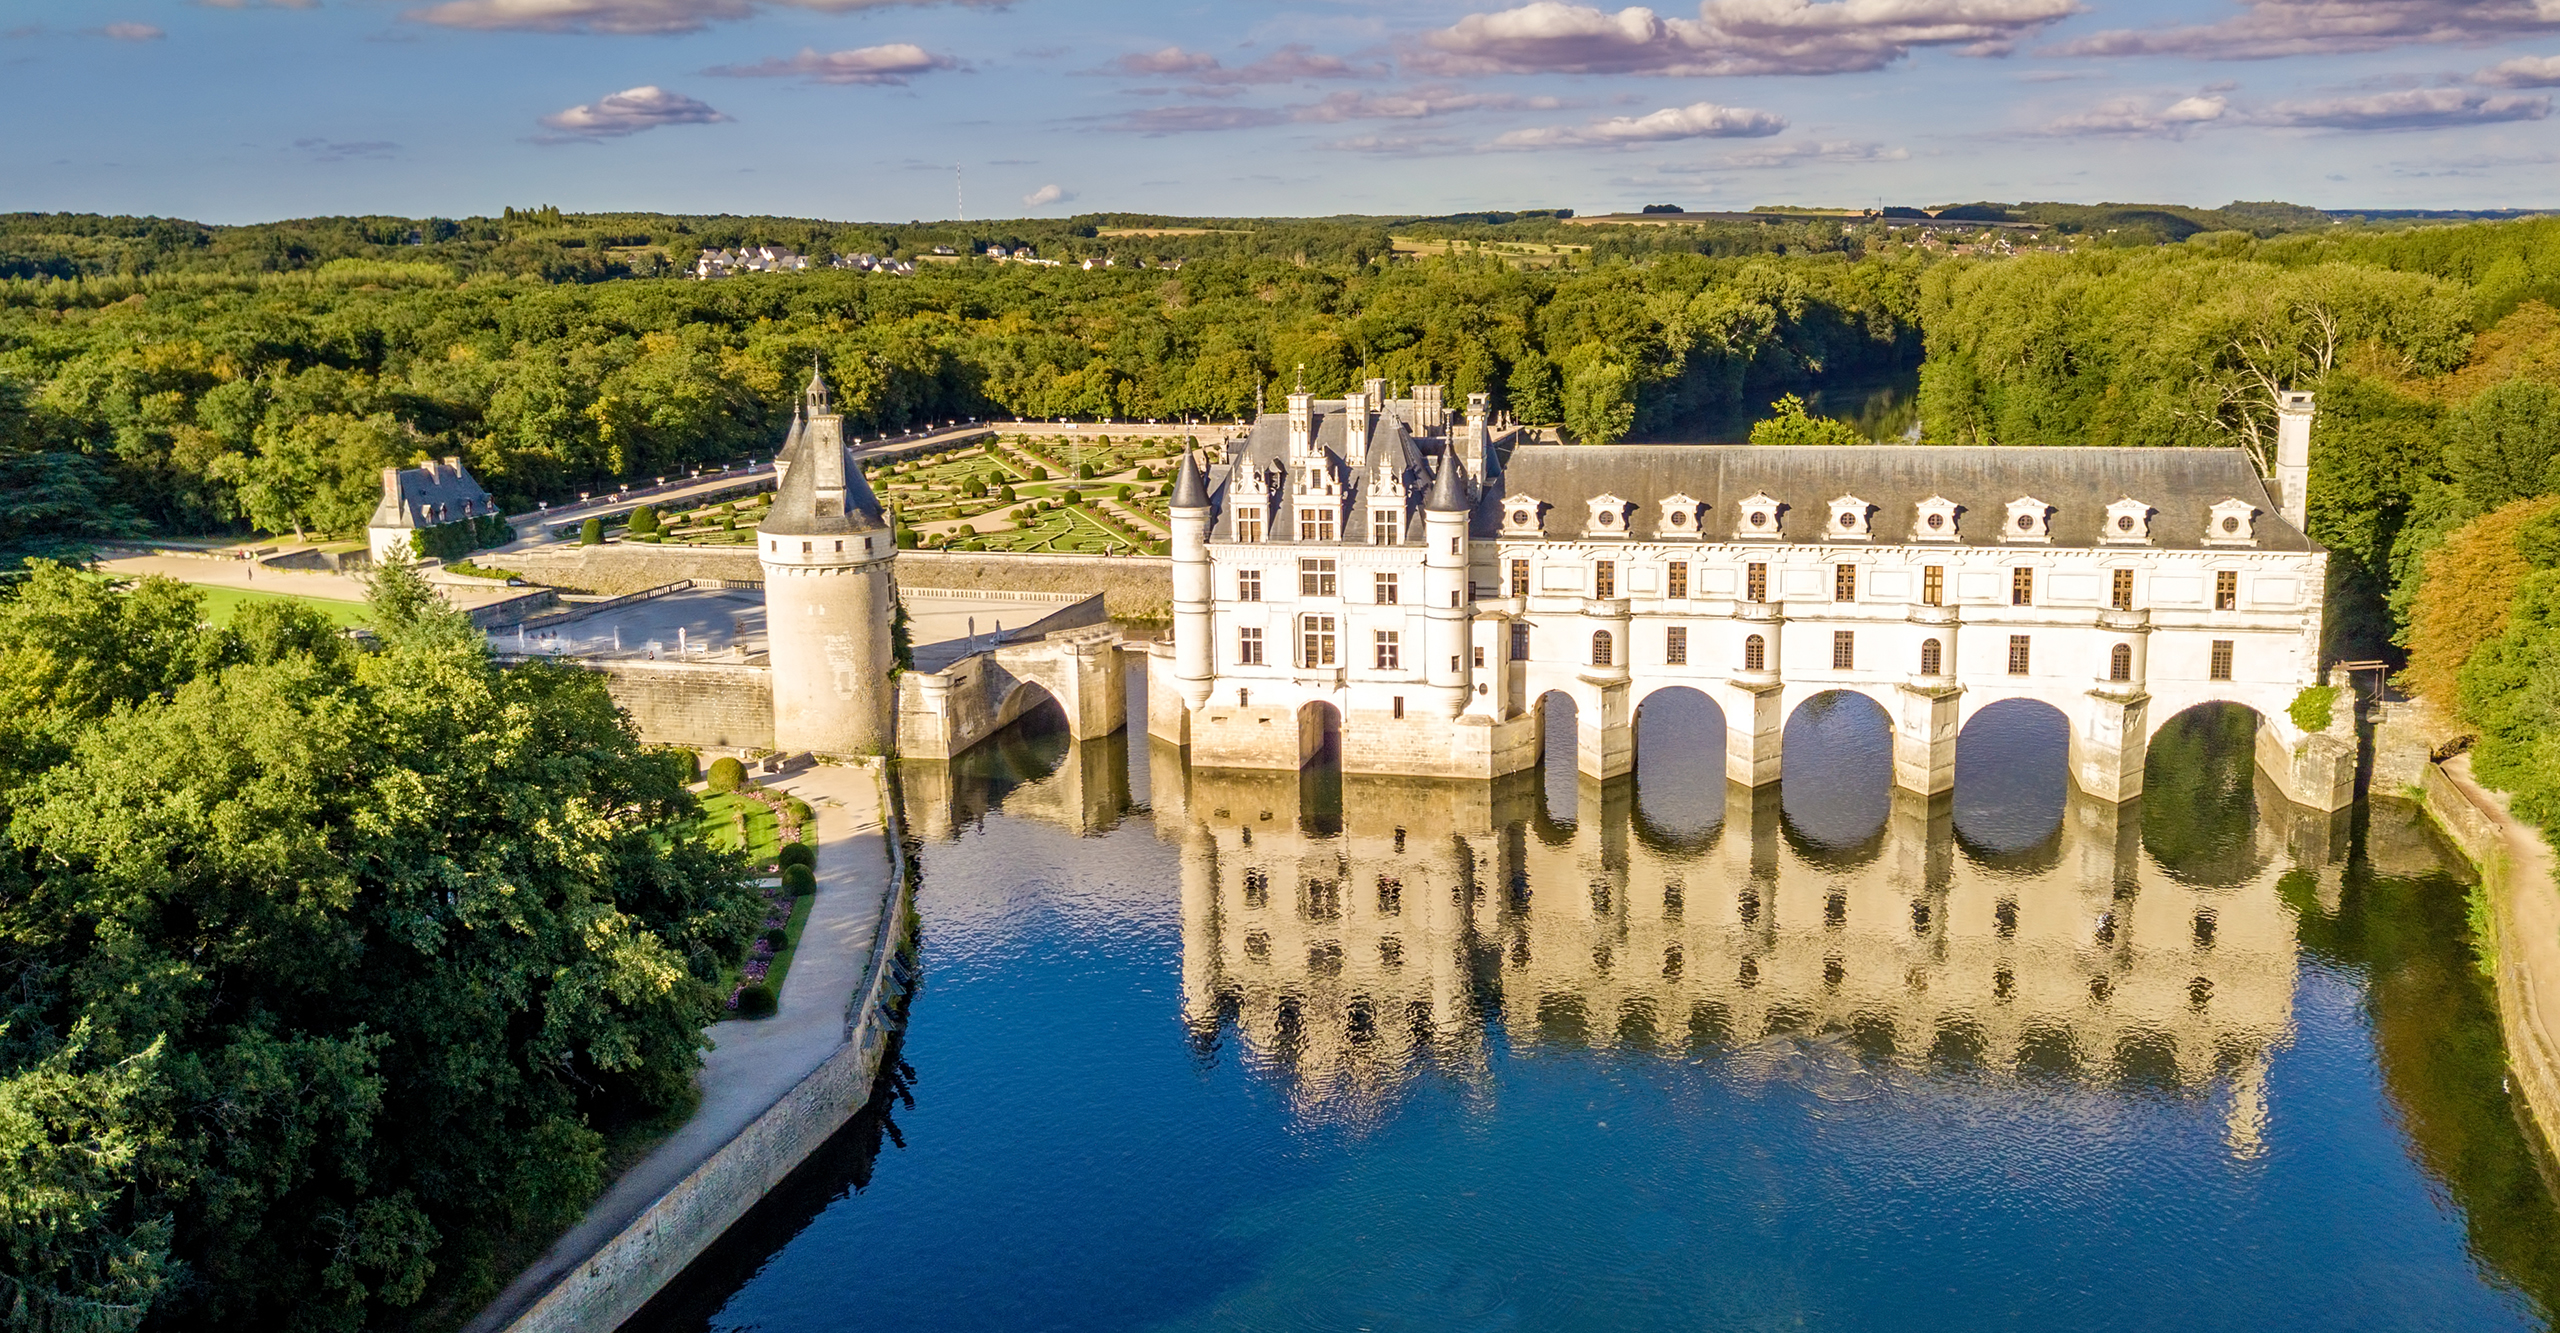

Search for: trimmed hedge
xmin=737 ymin=984 xmax=777 ymax=1018
xmin=706 ymin=756 xmax=747 ymax=793
xmin=775 ymin=842 xmax=816 ymax=870
xmin=780 ymin=863 xmax=816 ymax=895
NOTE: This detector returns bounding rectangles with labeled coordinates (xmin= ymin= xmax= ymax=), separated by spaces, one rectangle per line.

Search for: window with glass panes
xmin=1299 ymin=558 xmax=1336 ymax=596
xmin=1665 ymin=626 xmax=1688 ymax=665
xmin=1835 ymin=564 xmax=1857 ymax=601
xmin=2007 ymin=634 xmax=2031 ymax=674
xmin=1591 ymin=631 xmax=1614 ymax=667
xmin=1745 ymin=634 xmax=1766 ymax=670
xmin=2216 ymin=571 xmax=2238 ymax=610
xmin=1747 ymin=563 xmax=1768 ymax=602
xmin=1237 ymin=569 xmax=1261 ymax=602
xmin=1236 ymin=511 xmax=1263 ymax=542
xmin=1374 ymin=572 xmax=1398 ymax=604
xmin=1371 ymin=511 xmax=1401 ymax=545
xmin=1301 ymin=615 xmax=1336 ymax=666
xmin=1298 ymin=507 xmax=1335 ymax=542
xmin=1374 ymin=630 xmax=1400 ymax=669
xmin=2011 ymin=567 xmax=2034 ymax=606
xmin=1510 ymin=622 xmax=1530 ymax=660
xmin=1237 ymin=627 xmax=1263 ymax=665
xmin=1594 ymin=560 xmax=1615 ymax=598
xmin=1919 ymin=638 xmax=1941 ymax=675
xmin=2210 ymin=639 xmax=2234 ymax=680
xmin=1923 ymin=565 xmax=1943 ymax=606
xmin=2112 ymin=568 xmax=2134 ymax=610
xmin=1667 ymin=562 xmax=1688 ymax=599
xmin=1510 ymin=558 xmax=1529 ymax=596
xmin=1831 ymin=631 xmax=1855 ymax=669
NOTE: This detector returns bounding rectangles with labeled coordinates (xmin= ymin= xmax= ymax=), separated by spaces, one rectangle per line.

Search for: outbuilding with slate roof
xmin=367 ymin=456 xmax=498 ymax=565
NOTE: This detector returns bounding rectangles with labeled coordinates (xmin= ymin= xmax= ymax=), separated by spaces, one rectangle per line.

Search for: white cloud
xmin=2478 ymin=53 xmax=2560 ymax=87
xmin=538 ymin=85 xmax=728 ymax=139
xmin=706 ymin=43 xmax=960 ymax=84
xmin=1107 ymin=43 xmax=1386 ymax=87
xmin=409 ymin=0 xmax=996 ymax=35
xmin=1495 ymin=99 xmax=1788 ymax=147
xmin=1416 ymin=0 xmax=2084 ymax=77
xmin=1023 ymin=183 xmax=1076 ymax=207
xmin=2261 ymin=86 xmax=2550 ymax=128
xmin=1293 ymin=87 xmax=1562 ymax=121
xmin=2044 ymin=92 xmax=2229 ymax=135
xmin=2054 ymin=0 xmax=2560 ymax=60
xmin=100 ymin=21 xmax=164 ymax=39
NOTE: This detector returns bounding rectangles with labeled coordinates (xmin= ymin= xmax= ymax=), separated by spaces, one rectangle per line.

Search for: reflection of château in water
xmin=1157 ymin=750 xmax=2333 ymax=1136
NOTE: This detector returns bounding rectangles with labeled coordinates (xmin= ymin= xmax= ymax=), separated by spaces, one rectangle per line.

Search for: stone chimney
xmin=1363 ymin=377 xmax=1386 ymax=413
xmin=2274 ymin=390 xmax=2314 ymax=532
xmin=1463 ymin=392 xmax=1491 ymax=470
xmin=1412 ymin=383 xmax=1445 ymax=434
xmin=1341 ymin=393 xmax=1369 ymax=464
xmin=1287 ymin=390 xmax=1315 ymax=458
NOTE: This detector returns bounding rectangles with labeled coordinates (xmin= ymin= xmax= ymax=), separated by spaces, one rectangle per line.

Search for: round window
xmin=2117 ymin=514 xmax=2136 ymax=532
xmin=1670 ymin=510 xmax=1689 ymax=527
xmin=1927 ymin=513 xmax=1945 ymax=530
xmin=1750 ymin=511 xmax=1768 ymax=528
xmin=2015 ymin=513 xmax=2035 ymax=531
xmin=1596 ymin=510 xmax=1616 ymax=527
xmin=1511 ymin=510 xmax=1531 ymax=527
xmin=2222 ymin=515 xmax=2241 ymax=533
xmin=1838 ymin=511 xmax=1856 ymax=529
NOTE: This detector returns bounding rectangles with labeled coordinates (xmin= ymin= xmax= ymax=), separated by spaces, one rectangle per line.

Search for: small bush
xmin=998 ymin=484 xmax=1016 ymax=502
xmin=1114 ymin=485 xmax=1131 ymax=501
xmin=737 ymin=984 xmax=777 ymax=1018
xmin=2290 ymin=684 xmax=2339 ymax=733
xmin=896 ymin=528 xmax=919 ymax=549
xmin=775 ymin=842 xmax=816 ymax=870
xmin=1030 ymin=465 xmax=1049 ymax=480
xmin=579 ymin=516 xmax=603 ymax=545
xmin=762 ymin=927 xmax=788 ymax=951
xmin=707 ymin=756 xmax=747 ymax=793
xmin=781 ymin=863 xmax=816 ymax=895
xmin=628 ymin=505 xmax=659 ymax=534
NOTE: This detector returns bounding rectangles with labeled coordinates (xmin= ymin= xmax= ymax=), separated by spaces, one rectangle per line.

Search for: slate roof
xmin=1170 ymin=449 xmax=1209 ymax=509
xmin=1492 ymin=444 xmax=2311 ymax=551
xmin=369 ymin=457 xmax=495 ymax=530
xmin=1215 ymin=397 xmax=1450 ymax=544
xmin=760 ymin=426 xmax=886 ymax=536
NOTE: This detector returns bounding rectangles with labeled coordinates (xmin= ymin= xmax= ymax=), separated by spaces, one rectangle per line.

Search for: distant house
xmin=693 ymin=245 xmax=812 ymax=279
xmin=368 ymin=457 xmax=497 ymax=564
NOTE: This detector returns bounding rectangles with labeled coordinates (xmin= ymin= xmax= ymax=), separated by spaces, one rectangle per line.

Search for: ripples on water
xmin=632 ymin=681 xmax=2560 ymax=1333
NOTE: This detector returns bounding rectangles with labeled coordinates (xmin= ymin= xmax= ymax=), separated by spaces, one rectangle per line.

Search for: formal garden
xmin=691 ymin=755 xmax=821 ymax=1019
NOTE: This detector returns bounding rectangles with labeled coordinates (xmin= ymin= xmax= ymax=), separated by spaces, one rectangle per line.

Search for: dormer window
xmin=2003 ymin=496 xmax=2053 ymax=544
xmin=1911 ymin=495 xmax=1961 ymax=542
xmin=2205 ymin=498 xmax=2259 ymax=547
xmin=1501 ymin=494 xmax=1545 ymax=537
xmin=2103 ymin=497 xmax=2154 ymax=545
xmin=1734 ymin=492 xmax=1785 ymax=540
xmin=1586 ymin=493 xmax=1632 ymax=538
xmin=1658 ymin=493 xmax=1703 ymax=538
xmin=1826 ymin=494 xmax=1873 ymax=541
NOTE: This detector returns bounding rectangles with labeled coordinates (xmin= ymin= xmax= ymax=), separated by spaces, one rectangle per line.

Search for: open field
xmin=194 ymin=585 xmax=371 ymax=628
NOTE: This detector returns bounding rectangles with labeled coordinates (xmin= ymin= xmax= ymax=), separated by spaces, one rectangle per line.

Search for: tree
xmin=1749 ymin=394 xmax=1867 ymax=446
xmin=2445 ymin=379 xmax=2560 ymax=512
xmin=1560 ymin=351 xmax=1635 ymax=447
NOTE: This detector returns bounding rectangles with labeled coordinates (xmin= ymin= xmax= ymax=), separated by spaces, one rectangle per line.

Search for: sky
xmin=5 ymin=0 xmax=2560 ymax=224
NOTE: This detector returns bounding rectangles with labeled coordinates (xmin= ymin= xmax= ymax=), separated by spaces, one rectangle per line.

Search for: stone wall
xmin=483 ymin=762 xmax=914 ymax=1333
xmin=508 ymin=544 xmax=763 ymax=595
xmin=555 ymin=659 xmax=776 ymax=750
xmin=501 ymin=543 xmax=1173 ymax=619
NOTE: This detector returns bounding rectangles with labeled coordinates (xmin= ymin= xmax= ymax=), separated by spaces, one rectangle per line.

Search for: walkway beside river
xmin=466 ymin=760 xmax=898 ymax=1333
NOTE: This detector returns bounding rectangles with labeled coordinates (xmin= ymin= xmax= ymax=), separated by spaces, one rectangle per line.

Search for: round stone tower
xmin=1422 ymin=447 xmax=1473 ymax=718
xmin=759 ymin=367 xmax=898 ymax=756
xmin=1168 ymin=449 xmax=1215 ymax=712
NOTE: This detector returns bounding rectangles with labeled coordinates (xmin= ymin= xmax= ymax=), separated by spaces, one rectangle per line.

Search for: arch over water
xmin=2142 ymin=701 xmax=2274 ymax=884
xmin=1630 ymin=686 xmax=1727 ymax=850
xmin=1952 ymin=697 xmax=2070 ymax=861
xmin=1778 ymin=689 xmax=1892 ymax=860
xmin=1534 ymin=690 xmax=1579 ymax=836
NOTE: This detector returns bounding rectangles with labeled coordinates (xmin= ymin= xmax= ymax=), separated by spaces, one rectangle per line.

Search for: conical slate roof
xmin=1170 ymin=449 xmax=1210 ymax=509
xmin=1424 ymin=447 xmax=1471 ymax=512
xmin=760 ymin=434 xmax=886 ymax=535
xmin=777 ymin=402 xmax=807 ymax=467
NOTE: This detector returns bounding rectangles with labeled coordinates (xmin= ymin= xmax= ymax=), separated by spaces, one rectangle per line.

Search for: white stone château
xmin=1154 ymin=384 xmax=2351 ymax=810
xmin=757 ymin=367 xmax=899 ymax=756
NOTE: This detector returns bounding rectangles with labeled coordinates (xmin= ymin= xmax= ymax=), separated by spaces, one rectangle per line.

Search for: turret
xmin=758 ymin=377 xmax=897 ymax=756
xmin=1170 ymin=450 xmax=1215 ymax=711
xmin=2274 ymin=390 xmax=2314 ymax=532
xmin=1422 ymin=451 xmax=1472 ymax=716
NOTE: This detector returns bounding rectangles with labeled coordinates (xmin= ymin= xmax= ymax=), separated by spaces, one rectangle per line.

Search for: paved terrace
xmin=503 ymin=582 xmax=1088 ymax=665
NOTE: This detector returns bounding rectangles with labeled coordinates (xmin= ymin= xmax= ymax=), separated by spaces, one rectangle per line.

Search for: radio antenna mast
xmin=956 ymin=163 xmax=964 ymax=223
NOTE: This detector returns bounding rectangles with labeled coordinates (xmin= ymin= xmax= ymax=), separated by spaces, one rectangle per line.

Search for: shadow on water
xmin=1951 ymin=698 xmax=2069 ymax=863
xmin=1632 ymin=688 xmax=1727 ymax=853
xmin=2142 ymin=703 xmax=2273 ymax=884
xmin=1777 ymin=690 xmax=1889 ymax=864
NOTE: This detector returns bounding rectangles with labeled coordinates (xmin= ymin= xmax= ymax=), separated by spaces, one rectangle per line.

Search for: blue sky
xmin=5 ymin=0 xmax=2560 ymax=223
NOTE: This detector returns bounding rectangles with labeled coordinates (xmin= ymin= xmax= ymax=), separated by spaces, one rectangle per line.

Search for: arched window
xmin=1743 ymin=633 xmax=1766 ymax=672
xmin=1919 ymin=638 xmax=1942 ymax=676
xmin=1591 ymin=630 xmax=1614 ymax=668
xmin=2109 ymin=642 xmax=2133 ymax=682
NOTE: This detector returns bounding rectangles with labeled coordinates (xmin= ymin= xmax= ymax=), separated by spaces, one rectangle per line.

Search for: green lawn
xmin=193 ymin=585 xmax=371 ymax=628
xmin=693 ymin=786 xmax=822 ymax=1019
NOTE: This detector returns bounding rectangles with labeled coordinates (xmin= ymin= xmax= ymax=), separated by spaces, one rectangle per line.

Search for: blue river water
xmin=632 ymin=684 xmax=2560 ymax=1333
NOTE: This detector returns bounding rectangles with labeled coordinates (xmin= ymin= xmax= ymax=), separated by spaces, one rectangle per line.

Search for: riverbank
xmin=2415 ymin=752 xmax=2560 ymax=1163
xmin=463 ymin=759 xmax=912 ymax=1333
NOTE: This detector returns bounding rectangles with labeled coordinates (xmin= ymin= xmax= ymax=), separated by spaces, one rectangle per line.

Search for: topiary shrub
xmin=2290 ymin=684 xmax=2339 ymax=734
xmin=628 ymin=505 xmax=659 ymax=534
xmin=707 ymin=756 xmax=747 ymax=793
xmin=1076 ymin=462 xmax=1096 ymax=480
xmin=895 ymin=528 xmax=919 ymax=549
xmin=781 ymin=863 xmax=816 ymax=895
xmin=580 ymin=516 xmax=603 ymax=545
xmin=737 ymin=984 xmax=777 ymax=1018
xmin=1114 ymin=485 xmax=1131 ymax=501
xmin=762 ymin=927 xmax=788 ymax=951
xmin=1030 ymin=465 xmax=1049 ymax=480
xmin=998 ymin=484 xmax=1016 ymax=503
xmin=775 ymin=842 xmax=815 ymax=870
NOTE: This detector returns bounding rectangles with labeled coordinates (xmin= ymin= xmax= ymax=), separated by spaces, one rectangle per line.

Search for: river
xmin=631 ymin=678 xmax=2560 ymax=1332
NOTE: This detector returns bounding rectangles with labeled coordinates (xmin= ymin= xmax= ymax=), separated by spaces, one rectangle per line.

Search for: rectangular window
xmin=1393 ymin=695 xmax=1405 ymax=719
xmin=1510 ymin=558 xmax=1529 ymax=596
xmin=1236 ymin=511 xmax=1263 ymax=543
xmin=1372 ymin=510 xmax=1401 ymax=545
xmin=1832 ymin=631 xmax=1855 ymax=670
xmin=1238 ymin=569 xmax=1262 ymax=602
xmin=2011 ymin=567 xmax=2034 ymax=607
xmin=2210 ymin=639 xmax=2234 ymax=681
xmin=1374 ymin=630 xmax=1401 ymax=670
xmin=1665 ymin=626 xmax=1688 ymax=666
xmin=1510 ymin=622 xmax=1530 ymax=661
xmin=2007 ymin=634 xmax=2032 ymax=675
xmin=1374 ymin=572 xmax=1399 ymax=605
xmin=1474 ymin=646 xmax=1486 ymax=668
xmin=1747 ymin=562 xmax=1768 ymax=603
xmin=1237 ymin=627 xmax=1263 ymax=665
xmin=1835 ymin=564 xmax=1857 ymax=602
xmin=1298 ymin=507 xmax=1335 ymax=542
xmin=1923 ymin=565 xmax=1943 ymax=607
xmin=1595 ymin=560 xmax=1616 ymax=598
xmin=2215 ymin=570 xmax=2238 ymax=611
xmin=1667 ymin=562 xmax=1688 ymax=599
xmin=1299 ymin=558 xmax=1337 ymax=597
xmin=1302 ymin=615 xmax=1337 ymax=667
xmin=2112 ymin=567 xmax=2135 ymax=611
